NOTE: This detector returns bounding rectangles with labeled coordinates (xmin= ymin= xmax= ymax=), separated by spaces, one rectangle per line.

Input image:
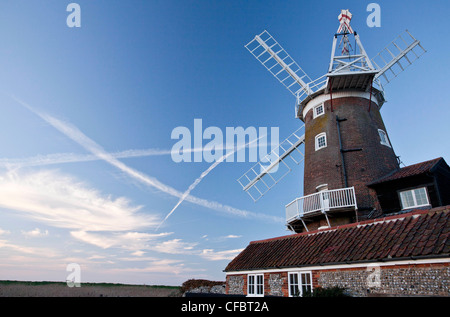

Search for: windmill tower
xmin=238 ymin=10 xmax=426 ymax=233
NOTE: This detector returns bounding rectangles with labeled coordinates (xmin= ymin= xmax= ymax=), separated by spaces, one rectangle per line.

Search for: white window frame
xmin=315 ymin=133 xmax=327 ymax=151
xmin=247 ymin=274 xmax=264 ymax=297
xmin=288 ymin=272 xmax=300 ymax=297
xmin=399 ymin=187 xmax=430 ymax=210
xmin=313 ymin=103 xmax=325 ymax=119
xmin=288 ymin=271 xmax=312 ymax=297
xmin=378 ymin=129 xmax=391 ymax=148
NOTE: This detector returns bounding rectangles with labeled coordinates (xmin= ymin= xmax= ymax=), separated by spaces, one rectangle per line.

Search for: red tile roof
xmin=224 ymin=206 xmax=450 ymax=272
xmin=368 ymin=157 xmax=443 ymax=186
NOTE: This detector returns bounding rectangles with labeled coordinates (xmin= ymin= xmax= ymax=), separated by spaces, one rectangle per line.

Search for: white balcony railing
xmin=286 ymin=187 xmax=358 ymax=224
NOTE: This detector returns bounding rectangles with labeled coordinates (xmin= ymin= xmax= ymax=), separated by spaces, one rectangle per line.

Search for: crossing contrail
xmin=12 ymin=96 xmax=284 ymax=225
xmin=156 ymin=135 xmax=263 ymax=230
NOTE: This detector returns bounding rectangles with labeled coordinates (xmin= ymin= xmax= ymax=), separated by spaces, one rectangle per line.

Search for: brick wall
xmin=303 ymin=95 xmax=399 ymax=212
xmin=226 ymin=273 xmax=290 ymax=297
xmin=226 ymin=262 xmax=450 ymax=297
xmin=317 ymin=263 xmax=450 ymax=297
xmin=226 ymin=274 xmax=245 ymax=295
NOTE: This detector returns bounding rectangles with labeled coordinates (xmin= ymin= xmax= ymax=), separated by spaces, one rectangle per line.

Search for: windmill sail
xmin=245 ymin=31 xmax=320 ymax=104
xmin=237 ymin=126 xmax=305 ymax=202
xmin=372 ymin=30 xmax=426 ymax=90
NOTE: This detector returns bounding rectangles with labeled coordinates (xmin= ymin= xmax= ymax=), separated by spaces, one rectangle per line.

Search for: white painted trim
xmin=288 ymin=271 xmax=313 ymax=297
xmin=247 ymin=273 xmax=264 ymax=297
xmin=313 ymin=103 xmax=325 ymax=119
xmin=315 ymin=132 xmax=327 ymax=151
xmin=225 ymin=257 xmax=450 ymax=276
xmin=316 ymin=184 xmax=328 ymax=191
xmin=399 ymin=187 xmax=431 ymax=210
xmin=378 ymin=129 xmax=391 ymax=148
xmin=302 ymin=90 xmax=379 ymax=119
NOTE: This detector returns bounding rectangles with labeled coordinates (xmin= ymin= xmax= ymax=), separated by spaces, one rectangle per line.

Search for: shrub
xmin=302 ymin=286 xmax=349 ymax=297
xmin=180 ymin=279 xmax=225 ymax=294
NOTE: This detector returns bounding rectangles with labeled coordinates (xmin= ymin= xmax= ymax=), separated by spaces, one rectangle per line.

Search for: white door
xmin=317 ymin=185 xmax=329 ymax=212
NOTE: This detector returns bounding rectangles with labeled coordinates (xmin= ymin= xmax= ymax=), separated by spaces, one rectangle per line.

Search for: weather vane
xmin=337 ymin=9 xmax=354 ymax=55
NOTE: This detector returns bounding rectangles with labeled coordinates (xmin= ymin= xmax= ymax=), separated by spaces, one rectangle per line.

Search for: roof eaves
xmin=367 ymin=157 xmax=443 ymax=186
xmin=224 ymin=253 xmax=450 ymax=273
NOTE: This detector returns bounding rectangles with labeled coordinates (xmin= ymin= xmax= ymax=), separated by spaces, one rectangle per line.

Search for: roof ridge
xmin=403 ymin=157 xmax=442 ymax=168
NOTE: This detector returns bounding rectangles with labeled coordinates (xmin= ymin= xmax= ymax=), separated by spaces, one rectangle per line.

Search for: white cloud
xmin=224 ymin=235 xmax=241 ymax=239
xmin=130 ymin=250 xmax=145 ymax=257
xmin=22 ymin=228 xmax=49 ymax=238
xmin=71 ymin=228 xmax=237 ymax=261
xmin=70 ymin=230 xmax=200 ymax=256
xmin=200 ymin=248 xmax=243 ymax=261
xmin=147 ymin=239 xmax=198 ymax=255
xmin=0 ymin=239 xmax=59 ymax=257
xmin=70 ymin=230 xmax=173 ymax=251
xmin=87 ymin=254 xmax=106 ymax=260
xmin=109 ymin=259 xmax=199 ymax=275
xmin=0 ymin=228 xmax=10 ymax=236
xmin=70 ymin=231 xmax=117 ymax=249
xmin=0 ymin=169 xmax=158 ymax=232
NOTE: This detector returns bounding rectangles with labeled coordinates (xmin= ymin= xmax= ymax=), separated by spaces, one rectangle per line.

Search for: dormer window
xmin=399 ymin=187 xmax=430 ymax=209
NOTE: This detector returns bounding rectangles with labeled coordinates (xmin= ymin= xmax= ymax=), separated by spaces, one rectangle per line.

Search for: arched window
xmin=315 ymin=133 xmax=327 ymax=151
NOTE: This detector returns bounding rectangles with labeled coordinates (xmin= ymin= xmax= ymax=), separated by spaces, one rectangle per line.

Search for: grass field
xmin=0 ymin=280 xmax=181 ymax=297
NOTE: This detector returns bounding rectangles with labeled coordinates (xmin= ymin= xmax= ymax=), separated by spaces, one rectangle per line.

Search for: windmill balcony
xmin=285 ymin=187 xmax=358 ymax=225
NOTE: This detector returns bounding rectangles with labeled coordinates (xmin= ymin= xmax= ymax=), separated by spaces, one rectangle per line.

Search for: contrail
xmin=156 ymin=135 xmax=262 ymax=230
xmin=12 ymin=96 xmax=284 ymax=224
xmin=0 ymin=149 xmax=173 ymax=169
xmin=0 ymin=143 xmax=265 ymax=169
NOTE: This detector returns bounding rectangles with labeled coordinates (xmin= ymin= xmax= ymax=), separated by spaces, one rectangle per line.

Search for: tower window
xmin=378 ymin=129 xmax=391 ymax=147
xmin=399 ymin=187 xmax=430 ymax=209
xmin=315 ymin=133 xmax=327 ymax=151
xmin=313 ymin=104 xmax=324 ymax=118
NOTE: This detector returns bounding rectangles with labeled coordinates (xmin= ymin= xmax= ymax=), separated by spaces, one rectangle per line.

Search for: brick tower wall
xmin=302 ymin=92 xmax=399 ymax=212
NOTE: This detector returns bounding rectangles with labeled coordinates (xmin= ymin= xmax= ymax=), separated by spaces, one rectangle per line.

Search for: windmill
xmin=237 ymin=10 xmax=426 ymax=233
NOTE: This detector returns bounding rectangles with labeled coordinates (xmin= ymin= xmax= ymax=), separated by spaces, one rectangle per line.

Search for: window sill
xmin=401 ymin=204 xmax=431 ymax=210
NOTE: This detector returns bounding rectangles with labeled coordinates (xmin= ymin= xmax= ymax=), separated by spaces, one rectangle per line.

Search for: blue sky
xmin=0 ymin=1 xmax=449 ymax=286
